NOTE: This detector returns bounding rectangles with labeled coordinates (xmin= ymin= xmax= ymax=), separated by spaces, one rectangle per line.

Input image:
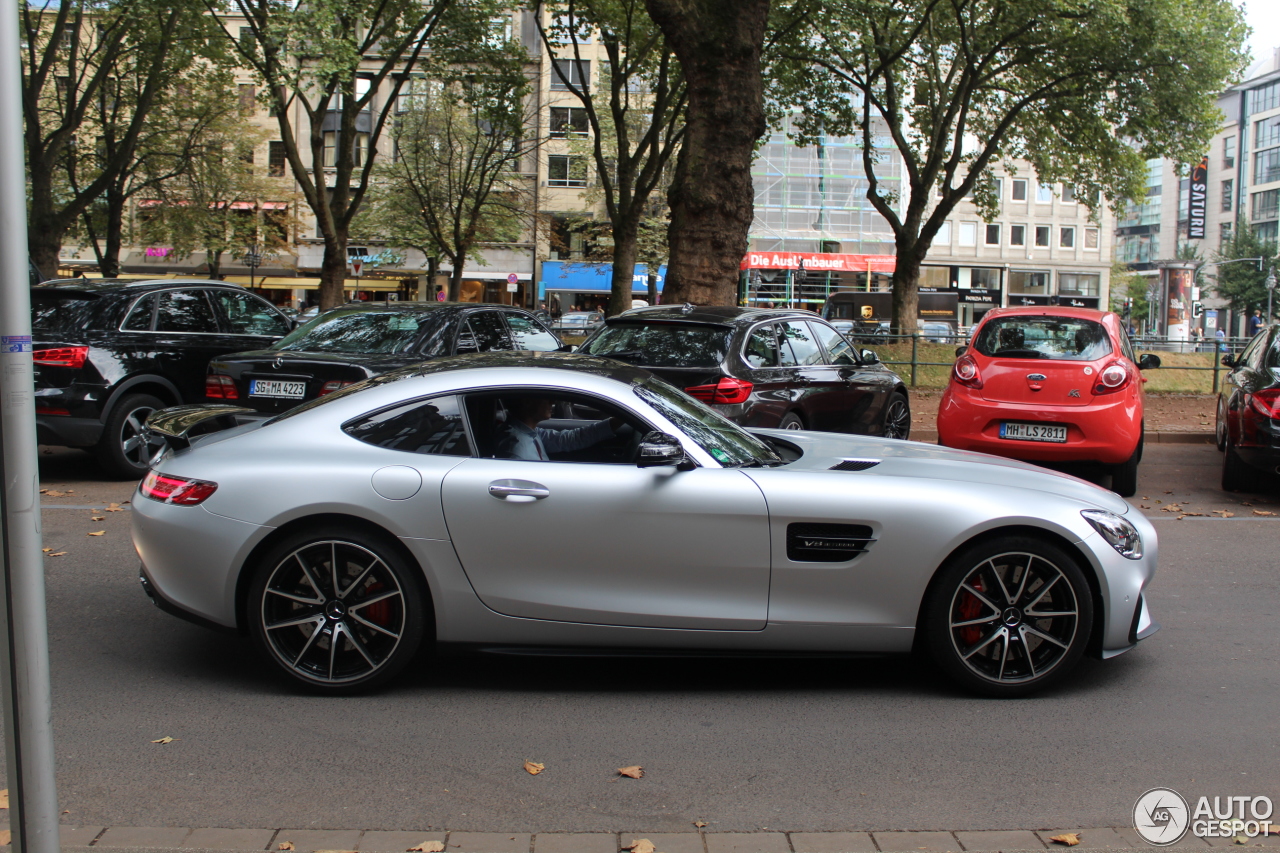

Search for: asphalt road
xmin=17 ymin=441 xmax=1280 ymax=833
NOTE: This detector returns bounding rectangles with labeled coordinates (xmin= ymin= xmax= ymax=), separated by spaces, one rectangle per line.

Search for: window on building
xmin=958 ymin=222 xmax=976 ymax=246
xmin=1257 ymin=115 xmax=1280 ymax=149
xmin=240 ymin=146 xmax=254 ymax=165
xmin=934 ymin=222 xmax=951 ymax=244
xmin=60 ymin=25 xmax=77 ymax=50
xmin=238 ymin=26 xmax=254 ymax=50
xmin=1224 ymin=135 xmax=1236 ymax=168
xmin=1008 ymin=271 xmax=1049 ymax=294
xmin=1252 ymin=188 xmax=1279 ymax=222
xmin=238 ymin=84 xmax=255 ymax=114
xmin=486 ymin=16 xmax=513 ymax=46
xmin=1011 ymin=179 xmax=1027 ymax=201
xmin=1084 ymin=228 xmax=1099 ymax=249
xmin=268 ymin=141 xmax=286 ymax=177
xmin=1062 ymin=185 xmax=1076 ymax=202
xmin=1256 ymin=221 xmax=1280 ymax=242
xmin=1220 ymin=221 xmax=1233 ymax=247
xmin=984 ymin=223 xmax=1000 ymax=245
xmin=1060 ymin=226 xmax=1075 ymax=248
xmin=1036 ymin=183 xmax=1053 ymax=203
xmin=396 ymin=77 xmax=440 ymax=114
xmin=1010 ymin=224 xmax=1026 ymax=246
xmin=547 ymin=154 xmax=587 ymax=187
xmin=971 ymin=268 xmax=1000 ymax=288
xmin=1255 ymin=81 xmax=1280 ymax=114
xmin=1223 ymin=179 xmax=1234 ymax=211
xmin=549 ymin=106 xmax=589 ymax=138
xmin=551 ymin=59 xmax=589 ymax=92
xmin=322 ymin=132 xmax=369 ymax=167
xmin=1255 ymin=149 xmax=1280 ymax=185
xmin=1034 ymin=225 xmax=1050 ymax=247
xmin=55 ymin=75 xmax=70 ymax=100
xmin=1059 ymin=273 xmax=1100 ymax=296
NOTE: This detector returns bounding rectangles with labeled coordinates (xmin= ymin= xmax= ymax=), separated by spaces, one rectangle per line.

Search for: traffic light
xmin=1192 ymin=301 xmax=1204 ymax=318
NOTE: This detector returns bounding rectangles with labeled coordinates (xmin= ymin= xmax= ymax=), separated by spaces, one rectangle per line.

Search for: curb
xmin=909 ymin=430 xmax=1213 ymax=445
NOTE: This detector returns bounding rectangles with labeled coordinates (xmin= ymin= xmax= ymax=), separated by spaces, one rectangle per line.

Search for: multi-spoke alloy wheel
xmin=249 ymin=528 xmax=426 ymax=692
xmin=882 ymin=393 xmax=911 ymax=440
xmin=926 ymin=537 xmax=1092 ymax=696
xmin=98 ymin=393 xmax=168 ymax=479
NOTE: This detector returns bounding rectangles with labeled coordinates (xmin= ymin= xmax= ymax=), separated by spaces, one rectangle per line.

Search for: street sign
xmin=507 ymin=283 xmax=518 ymax=293
xmin=350 ymin=259 xmax=363 ymax=277
xmin=507 ymin=273 xmax=518 ymax=284
xmin=436 ymin=291 xmax=446 ymax=302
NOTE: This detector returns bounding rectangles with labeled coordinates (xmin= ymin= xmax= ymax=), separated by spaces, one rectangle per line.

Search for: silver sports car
xmin=133 ymin=352 xmax=1158 ymax=697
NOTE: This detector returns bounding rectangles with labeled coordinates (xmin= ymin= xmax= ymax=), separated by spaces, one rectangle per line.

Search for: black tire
xmin=96 ymin=393 xmax=167 ymax=479
xmin=1221 ymin=436 xmax=1258 ymax=493
xmin=778 ymin=412 xmax=805 ymax=431
xmin=924 ymin=536 xmax=1093 ymax=697
xmin=1215 ymin=403 xmax=1228 ymax=451
xmin=881 ymin=392 xmax=911 ymax=440
xmin=1111 ymin=437 xmax=1141 ymax=498
xmin=248 ymin=526 xmax=428 ymax=693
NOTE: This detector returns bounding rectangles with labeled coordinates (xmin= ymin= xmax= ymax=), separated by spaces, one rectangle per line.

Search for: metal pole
xmin=0 ymin=3 xmax=61 ymax=851
xmin=910 ymin=333 xmax=919 ymax=387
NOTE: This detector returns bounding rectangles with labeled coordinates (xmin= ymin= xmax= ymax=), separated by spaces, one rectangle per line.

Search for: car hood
xmin=215 ymin=349 xmax=426 ymax=371
xmin=753 ymin=429 xmax=1131 ymax=514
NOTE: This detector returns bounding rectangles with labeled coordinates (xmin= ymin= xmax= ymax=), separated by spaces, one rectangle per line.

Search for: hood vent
xmin=830 ymin=458 xmax=880 ymax=472
xmin=787 ymin=523 xmax=875 ymax=562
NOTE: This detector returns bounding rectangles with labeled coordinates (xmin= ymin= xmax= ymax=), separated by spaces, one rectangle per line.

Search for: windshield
xmin=274 ymin=310 xmax=434 ymax=354
xmin=31 ymin=291 xmax=104 ymax=337
xmin=634 ymin=378 xmax=783 ymax=468
xmin=973 ymin=316 xmax=1112 ymax=361
xmin=581 ymin=323 xmax=731 ymax=367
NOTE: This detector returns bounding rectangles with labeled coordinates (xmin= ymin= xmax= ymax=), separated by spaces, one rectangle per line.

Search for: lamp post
xmin=1267 ymin=268 xmax=1277 ymax=326
xmin=243 ymin=245 xmax=262 ymax=289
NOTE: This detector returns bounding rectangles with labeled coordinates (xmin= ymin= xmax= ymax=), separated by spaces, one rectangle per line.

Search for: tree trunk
xmin=28 ymin=191 xmax=67 ymax=281
xmin=207 ymin=249 xmax=223 ymax=279
xmin=423 ymin=256 xmax=439 ymax=301
xmin=449 ymin=261 xmax=466 ymax=302
xmin=608 ymin=217 xmax=640 ymax=317
xmin=643 ymin=0 xmax=769 ymax=306
xmin=890 ymin=234 xmax=927 ymax=336
xmin=99 ymin=189 xmax=127 ymax=279
xmin=319 ymin=234 xmax=349 ymax=309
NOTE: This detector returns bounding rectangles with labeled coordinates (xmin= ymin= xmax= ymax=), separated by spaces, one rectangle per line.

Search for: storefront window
xmin=1008 ymin=270 xmax=1049 ymax=294
xmin=1058 ymin=273 xmax=1100 ymax=297
xmin=970 ymin=268 xmax=1000 ymax=288
xmin=919 ymin=267 xmax=949 ymax=288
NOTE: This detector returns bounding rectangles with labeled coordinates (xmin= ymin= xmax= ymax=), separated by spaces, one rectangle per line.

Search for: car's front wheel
xmin=96 ymin=393 xmax=167 ymax=479
xmin=248 ymin=526 xmax=428 ymax=693
xmin=778 ymin=412 xmax=805 ymax=430
xmin=925 ymin=536 xmax=1093 ymax=697
xmin=881 ymin=392 xmax=911 ymax=440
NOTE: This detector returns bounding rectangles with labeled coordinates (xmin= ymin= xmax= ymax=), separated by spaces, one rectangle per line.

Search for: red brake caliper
xmin=361 ymin=581 xmax=392 ymax=627
xmin=958 ymin=577 xmax=985 ymax=646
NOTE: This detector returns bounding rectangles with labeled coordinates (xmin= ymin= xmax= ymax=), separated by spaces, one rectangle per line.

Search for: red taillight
xmin=684 ymin=377 xmax=754 ymax=405
xmin=205 ymin=374 xmax=239 ymax=399
xmin=1250 ymin=389 xmax=1280 ymax=419
xmin=319 ymin=380 xmax=354 ymax=396
xmin=34 ymin=405 xmax=70 ymax=416
xmin=953 ymin=355 xmax=983 ymax=389
xmin=140 ymin=471 xmax=218 ymax=506
xmin=1093 ymin=361 xmax=1131 ymax=395
xmin=32 ymin=346 xmax=88 ymax=369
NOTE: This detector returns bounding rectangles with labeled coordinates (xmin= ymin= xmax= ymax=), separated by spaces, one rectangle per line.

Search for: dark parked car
xmin=578 ymin=305 xmax=911 ymax=438
xmin=1216 ymin=324 xmax=1280 ymax=491
xmin=553 ymin=311 xmax=604 ymax=335
xmin=206 ymin=303 xmax=566 ymax=417
xmin=32 ymin=278 xmax=293 ymax=478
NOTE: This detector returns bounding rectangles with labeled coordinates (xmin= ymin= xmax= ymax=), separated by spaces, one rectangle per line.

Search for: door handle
xmin=488 ymin=480 xmax=549 ymax=500
xmin=792 ymin=373 xmax=812 ymax=386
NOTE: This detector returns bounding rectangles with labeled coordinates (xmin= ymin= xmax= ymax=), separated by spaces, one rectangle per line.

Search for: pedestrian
xmin=1191 ymin=327 xmax=1203 ymax=352
xmin=1216 ymin=327 xmax=1226 ymax=352
xmin=1249 ymin=309 xmax=1264 ymax=337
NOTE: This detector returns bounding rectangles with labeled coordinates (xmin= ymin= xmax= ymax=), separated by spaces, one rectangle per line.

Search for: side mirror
xmin=1138 ymin=353 xmax=1161 ymax=370
xmin=636 ymin=431 xmax=690 ymax=469
xmin=859 ymin=349 xmax=880 ymax=365
xmin=955 ymin=345 xmax=968 ymax=358
xmin=1221 ymin=354 xmax=1236 ymax=368
xmin=557 ymin=343 xmax=577 ymax=353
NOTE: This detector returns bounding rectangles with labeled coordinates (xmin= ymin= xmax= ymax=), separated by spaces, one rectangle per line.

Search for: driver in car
xmin=497 ymin=397 xmax=624 ymax=461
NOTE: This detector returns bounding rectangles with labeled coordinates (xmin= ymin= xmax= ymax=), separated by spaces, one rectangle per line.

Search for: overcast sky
xmin=1243 ymin=0 xmax=1279 ymax=65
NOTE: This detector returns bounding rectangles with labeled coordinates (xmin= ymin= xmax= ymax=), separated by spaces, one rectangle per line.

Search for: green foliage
xmin=1211 ymin=225 xmax=1279 ymax=314
xmin=1109 ymin=262 xmax=1151 ymax=327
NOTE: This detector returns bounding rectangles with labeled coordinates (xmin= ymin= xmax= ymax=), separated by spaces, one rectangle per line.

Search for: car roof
xmin=980 ymin=306 xmax=1115 ymax=323
xmin=31 ymin=278 xmax=253 ymax=296
xmin=611 ymin=304 xmax=824 ymax=328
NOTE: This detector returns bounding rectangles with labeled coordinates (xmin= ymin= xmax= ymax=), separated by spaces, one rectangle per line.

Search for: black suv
xmin=579 ymin=305 xmax=911 ymax=438
xmin=32 ymin=279 xmax=293 ymax=478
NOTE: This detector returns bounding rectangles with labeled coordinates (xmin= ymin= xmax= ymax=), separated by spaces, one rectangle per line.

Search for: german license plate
xmin=1000 ymin=422 xmax=1067 ymax=443
xmin=249 ymin=379 xmax=305 ymax=399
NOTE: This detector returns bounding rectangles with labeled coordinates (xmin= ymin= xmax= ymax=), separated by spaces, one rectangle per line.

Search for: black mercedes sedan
xmin=1217 ymin=323 xmax=1280 ymax=491
xmin=206 ymin=303 xmax=566 ymax=416
xmin=578 ymin=305 xmax=911 ymax=438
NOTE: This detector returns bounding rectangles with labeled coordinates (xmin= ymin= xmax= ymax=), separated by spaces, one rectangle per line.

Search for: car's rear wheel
xmin=1215 ymin=403 xmax=1228 ymax=451
xmin=881 ymin=392 xmax=911 ymax=440
xmin=779 ymin=412 xmax=805 ymax=430
xmin=248 ymin=527 xmax=428 ymax=693
xmin=925 ymin=536 xmax=1093 ymax=697
xmin=96 ymin=393 xmax=167 ymax=479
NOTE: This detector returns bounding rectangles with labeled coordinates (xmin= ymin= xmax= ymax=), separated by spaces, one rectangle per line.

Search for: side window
xmin=456 ymin=310 xmax=513 ymax=354
xmin=121 ymin=294 xmax=156 ymax=331
xmin=780 ymin=320 xmax=824 ymax=366
xmin=1243 ymin=334 xmax=1268 ymax=370
xmin=1266 ymin=331 xmax=1280 ymax=370
xmin=1119 ymin=327 xmax=1137 ymax=363
xmin=154 ymin=290 xmax=217 ymax=334
xmin=505 ymin=311 xmax=560 ymax=352
xmin=343 ymin=395 xmax=471 ymax=456
xmin=213 ymin=289 xmax=290 ymax=336
xmin=744 ymin=325 xmax=780 ymax=368
xmin=462 ymin=390 xmax=642 ymax=464
xmin=809 ymin=321 xmax=856 ymax=366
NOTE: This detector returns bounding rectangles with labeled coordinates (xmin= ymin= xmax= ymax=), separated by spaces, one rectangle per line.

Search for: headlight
xmin=1081 ymin=509 xmax=1143 ymax=560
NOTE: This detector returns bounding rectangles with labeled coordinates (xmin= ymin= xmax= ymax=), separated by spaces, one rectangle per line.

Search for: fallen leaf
xmin=1164 ymin=490 xmax=1173 ymax=495
xmin=42 ymin=490 xmax=66 ymax=497
xmin=41 ymin=548 xmax=51 ymax=553
xmin=523 ymin=761 xmax=544 ymax=775
xmin=151 ymin=736 xmax=176 ymax=744
xmin=1242 ymin=502 xmax=1253 ymax=507
xmin=91 ymin=516 xmax=104 ymax=521
xmin=618 ymin=765 xmax=644 ymax=779
xmin=0 ymin=829 xmax=10 ymax=845
xmin=47 ymin=552 xmax=67 ymax=557
xmin=105 ymin=503 xmax=123 ymax=512
xmin=693 ymin=820 xmax=707 ymax=828
xmin=1233 ymin=836 xmax=1248 ymax=845
xmin=1200 ymin=421 xmax=1210 ymax=425
xmin=1182 ymin=512 xmax=1205 ymax=517
xmin=406 ymin=843 xmax=444 ymax=853
xmin=87 ymin=531 xmax=105 ymax=536
xmin=0 ymin=789 xmax=7 ymax=808
xmin=624 ymin=841 xmax=656 ymax=853
xmin=38 ymin=489 xmax=46 ymax=494
xmin=1213 ymin=511 xmax=1235 ymax=518
xmin=1139 ymin=505 xmax=1150 ymax=509
xmin=1049 ymin=833 xmax=1081 ymax=847
xmin=278 ymin=843 xmax=295 ymax=851
xmin=1253 ymin=510 xmax=1275 ymax=517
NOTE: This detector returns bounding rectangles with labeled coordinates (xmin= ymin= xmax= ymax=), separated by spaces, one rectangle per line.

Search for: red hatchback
xmin=937 ymin=307 xmax=1160 ymax=496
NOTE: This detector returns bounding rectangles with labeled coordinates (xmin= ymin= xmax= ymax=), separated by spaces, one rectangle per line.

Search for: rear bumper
xmin=937 ymin=387 xmax=1141 ymax=465
xmin=35 ymin=415 xmax=103 ymax=447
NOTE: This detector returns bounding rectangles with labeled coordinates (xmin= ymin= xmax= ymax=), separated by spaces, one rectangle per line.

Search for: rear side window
xmin=973 ymin=316 xmax=1113 ymax=361
xmin=276 ymin=310 xmax=431 ymax=354
xmin=212 ymin=289 xmax=290 ymax=336
xmin=31 ymin=291 xmax=105 ymax=336
xmin=456 ymin=310 xmax=514 ymax=354
xmin=343 ymin=395 xmax=471 ymax=456
xmin=121 ymin=295 xmax=155 ymax=331
xmin=744 ymin=326 xmax=780 ymax=368
xmin=579 ymin=322 xmax=730 ymax=368
xmin=155 ymin=290 xmax=217 ymax=334
xmin=504 ymin=311 xmax=560 ymax=352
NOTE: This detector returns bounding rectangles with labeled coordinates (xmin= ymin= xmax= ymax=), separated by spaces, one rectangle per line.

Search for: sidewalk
xmin=34 ymin=823 xmax=1280 ymax=853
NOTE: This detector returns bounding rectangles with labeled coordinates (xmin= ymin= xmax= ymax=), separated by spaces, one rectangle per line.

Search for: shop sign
xmin=740 ymin=251 xmax=896 ymax=273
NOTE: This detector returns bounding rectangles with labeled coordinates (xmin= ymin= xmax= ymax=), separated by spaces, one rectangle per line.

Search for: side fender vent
xmin=787 ymin=522 xmax=875 ymax=562
xmin=830 ymin=458 xmax=880 ymax=472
